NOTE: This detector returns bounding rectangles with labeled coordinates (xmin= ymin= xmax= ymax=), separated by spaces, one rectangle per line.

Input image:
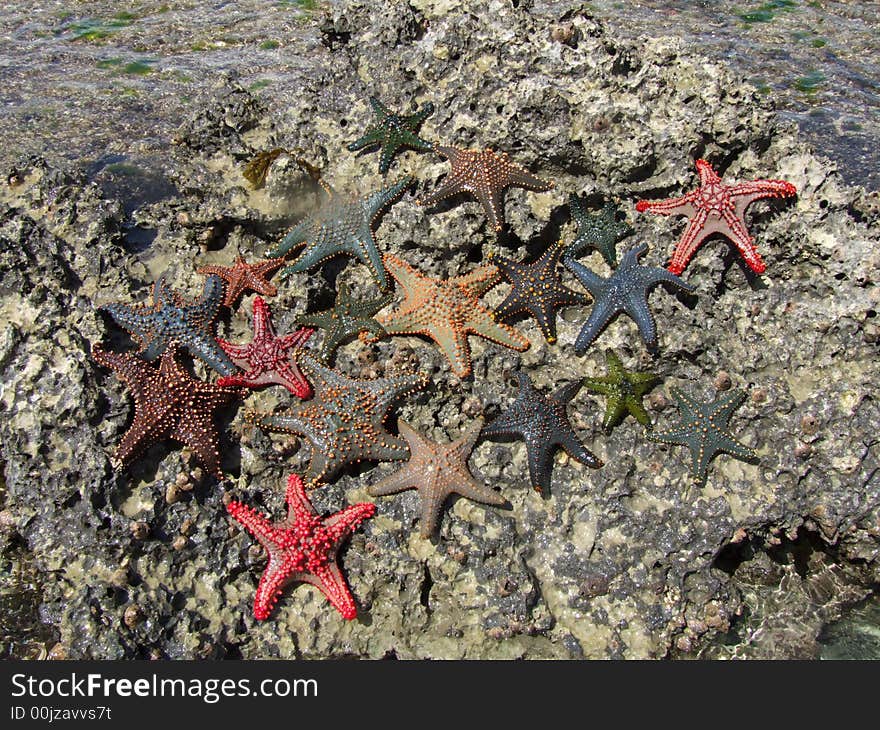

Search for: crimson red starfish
xmin=636 ymin=159 xmax=796 ymax=275
xmin=227 ymin=474 xmax=376 ymax=621
xmin=216 ymin=296 xmax=313 ymax=398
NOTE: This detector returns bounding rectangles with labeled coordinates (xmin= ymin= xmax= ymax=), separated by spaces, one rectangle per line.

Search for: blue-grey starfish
xmin=647 ymin=387 xmax=758 ymax=487
xmin=564 ymin=242 xmax=695 ymax=355
xmin=346 ymin=97 xmax=435 ymax=175
xmin=101 ymin=274 xmax=235 ymax=376
xmin=481 ymin=371 xmax=602 ymax=493
xmin=270 ymin=176 xmax=413 ymax=291
xmin=244 ymin=353 xmax=427 ymax=484
xmin=563 ymin=196 xmax=633 ymax=268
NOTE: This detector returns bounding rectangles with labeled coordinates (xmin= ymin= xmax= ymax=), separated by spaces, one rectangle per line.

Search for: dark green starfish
xmin=481 ymin=371 xmax=603 ymax=493
xmin=564 ymin=196 xmax=633 ymax=268
xmin=295 ymin=282 xmax=392 ymax=363
xmin=647 ymin=387 xmax=758 ymax=487
xmin=101 ymin=274 xmax=235 ymax=376
xmin=347 ymin=97 xmax=434 ymax=175
xmin=490 ymin=241 xmax=589 ymax=344
xmin=564 ymin=242 xmax=695 ymax=355
xmin=270 ymin=176 xmax=413 ymax=291
xmin=244 ymin=353 xmax=427 ymax=484
xmin=583 ymin=350 xmax=659 ymax=432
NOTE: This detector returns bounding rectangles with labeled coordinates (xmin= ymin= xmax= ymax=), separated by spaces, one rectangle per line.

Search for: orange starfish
xmin=417 ymin=145 xmax=553 ymax=232
xmin=373 ymin=254 xmax=529 ymax=379
xmin=197 ymin=255 xmax=285 ymax=308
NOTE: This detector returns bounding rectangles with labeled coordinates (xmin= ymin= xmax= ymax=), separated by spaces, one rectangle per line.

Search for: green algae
xmin=260 ymin=40 xmax=280 ymax=50
xmin=249 ymin=79 xmax=272 ymax=91
xmin=795 ymin=70 xmax=825 ymax=94
xmin=738 ymin=0 xmax=798 ymax=24
xmin=65 ymin=15 xmax=135 ymax=42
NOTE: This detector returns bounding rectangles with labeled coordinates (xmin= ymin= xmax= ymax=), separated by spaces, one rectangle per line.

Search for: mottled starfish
xmin=270 ymin=176 xmax=413 ymax=291
xmin=216 ymin=296 xmax=314 ymax=398
xmin=92 ymin=344 xmax=241 ymax=479
xmin=101 ymin=274 xmax=236 ymax=376
xmin=245 ymin=353 xmax=427 ymax=484
xmin=197 ymin=255 xmax=285 ymax=308
xmin=563 ymin=197 xmax=633 ymax=268
xmin=635 ymin=159 xmax=797 ymax=275
xmin=417 ymin=146 xmax=553 ymax=232
xmin=227 ymin=473 xmax=376 ymax=621
xmin=295 ymin=282 xmax=391 ymax=364
xmin=374 ymin=254 xmax=530 ymax=379
xmin=564 ymin=242 xmax=695 ymax=355
xmin=647 ymin=387 xmax=758 ymax=486
xmin=491 ymin=241 xmax=589 ymax=344
xmin=482 ymin=371 xmax=602 ymax=493
xmin=583 ymin=350 xmax=659 ymax=432
xmin=368 ymin=419 xmax=506 ymax=538
xmin=347 ymin=96 xmax=435 ymax=175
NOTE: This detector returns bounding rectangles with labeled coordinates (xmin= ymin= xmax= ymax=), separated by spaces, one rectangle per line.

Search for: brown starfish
xmin=417 ymin=145 xmax=554 ymax=232
xmin=367 ymin=419 xmax=506 ymax=538
xmin=197 ymin=255 xmax=285 ymax=308
xmin=373 ymin=254 xmax=530 ymax=379
xmin=92 ymin=344 xmax=242 ymax=479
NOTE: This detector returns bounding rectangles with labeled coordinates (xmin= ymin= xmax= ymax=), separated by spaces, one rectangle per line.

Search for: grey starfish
xmin=270 ymin=176 xmax=413 ymax=291
xmin=563 ymin=197 xmax=633 ymax=267
xmin=367 ymin=418 xmax=506 ymax=538
xmin=647 ymin=387 xmax=758 ymax=487
xmin=564 ymin=242 xmax=695 ymax=355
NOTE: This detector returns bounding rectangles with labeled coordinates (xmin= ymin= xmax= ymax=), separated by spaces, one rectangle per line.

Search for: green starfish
xmin=270 ymin=176 xmax=413 ymax=291
xmin=295 ymin=282 xmax=391 ymax=363
xmin=583 ymin=350 xmax=659 ymax=432
xmin=347 ymin=97 xmax=434 ymax=175
xmin=564 ymin=196 xmax=633 ymax=268
xmin=647 ymin=387 xmax=758 ymax=487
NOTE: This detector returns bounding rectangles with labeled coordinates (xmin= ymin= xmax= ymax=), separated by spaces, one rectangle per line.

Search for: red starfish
xmin=197 ymin=255 xmax=285 ymax=308
xmin=216 ymin=296 xmax=314 ymax=398
xmin=227 ymin=474 xmax=376 ymax=621
xmin=92 ymin=344 xmax=242 ymax=479
xmin=635 ymin=159 xmax=796 ymax=275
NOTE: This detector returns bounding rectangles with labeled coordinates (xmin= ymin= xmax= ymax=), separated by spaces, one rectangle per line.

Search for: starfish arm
xmin=492 ymin=291 xmax=527 ymax=322
xmin=456 ymin=264 xmax=500 ymax=299
xmin=625 ymin=397 xmax=653 ymax=427
xmin=450 ymin=418 xmax=486 ymax=461
xmin=141 ymin=336 xmax=169 ymax=361
xmin=646 ymin=426 xmax=692 ymax=447
xmin=280 ymin=327 xmax=314 ymax=352
xmin=431 ymin=322 xmax=474 ymax=377
xmin=558 ymin=432 xmax=603 ymax=469
xmin=417 ymin=177 xmax=465 ymax=209
xmin=284 ymin=241 xmax=340 ymax=275
xmin=564 ymin=257 xmax=606 ymax=299
xmin=226 ymin=501 xmax=284 ymax=552
xmin=171 ymin=414 xmax=224 ymax=478
xmin=270 ymin=220 xmax=310 ymax=258
xmin=366 ymin=176 xmax=413 ymax=218
xmin=369 ymin=372 xmax=427 ymax=418
xmin=573 ymin=298 xmax=617 ymax=355
xmin=381 ymin=254 xmax=425 ymax=300
xmin=101 ymin=302 xmax=154 ymax=346
xmin=720 ymin=207 xmax=766 ymax=274
xmin=306 ymin=564 xmax=358 ymax=620
xmin=506 ymin=166 xmax=553 ymax=192
xmin=185 ymin=275 xmax=224 ymax=322
xmin=378 ymin=145 xmax=398 ymax=176
xmin=113 ymin=413 xmax=172 ymax=471
xmin=478 ymin=185 xmax=505 ymax=231
xmin=367 ymin=465 xmax=417 ymax=497
xmin=551 ymin=379 xmax=583 ymax=405
xmin=249 ymin=297 xmax=275 ymax=341
xmin=92 ymin=347 xmax=156 ymax=400
xmin=709 ymin=389 xmax=748 ymax=424
xmin=324 ymin=501 xmax=377 ymax=543
xmin=352 ymin=224 xmax=390 ymax=290
xmin=716 ymin=433 xmax=758 ymax=463
xmin=368 ymin=96 xmax=391 ymax=119
xmin=530 ymin=302 xmax=559 ymax=342
xmin=215 ymin=338 xmax=253 ymax=361
xmin=649 ymin=267 xmax=696 ymax=294
xmin=454 ymin=475 xmax=507 ymax=508
xmin=466 ymin=309 xmax=530 ymax=353
xmin=351 ymin=291 xmax=394 ymax=318
xmin=668 ymin=387 xmax=703 ymax=421
xmin=268 ymin=358 xmax=313 ymax=398
xmin=602 ymin=397 xmax=629 ymax=430
xmin=524 ymin=440 xmax=554 ymax=493
xmin=625 ymin=296 xmax=659 ymax=352
xmin=295 ymin=311 xmax=334 ymax=330
xmin=417 ymin=487 xmax=449 ymax=538
xmin=695 ymin=159 xmax=722 ymax=185
xmin=249 ymin=559 xmax=293 ymax=621
xmin=635 ymin=194 xmax=697 ymax=217
xmin=667 ymin=209 xmax=711 ymax=275
xmin=730 ymin=179 xmax=797 ymax=206
xmin=413 ymin=101 xmax=435 ymax=126
xmin=245 ymin=408 xmax=313 ymax=439
xmin=583 ymin=377 xmax=617 ymax=397
xmin=690 ymin=443 xmax=713 ymax=485
xmin=346 ymin=128 xmax=385 ymax=152
xmin=188 ymin=334 xmax=237 ymax=376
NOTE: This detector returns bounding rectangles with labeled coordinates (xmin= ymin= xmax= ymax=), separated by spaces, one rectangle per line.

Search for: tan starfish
xmin=373 ymin=254 xmax=530 ymax=379
xmin=417 ymin=145 xmax=554 ymax=232
xmin=197 ymin=255 xmax=285 ymax=308
xmin=367 ymin=419 xmax=505 ymax=538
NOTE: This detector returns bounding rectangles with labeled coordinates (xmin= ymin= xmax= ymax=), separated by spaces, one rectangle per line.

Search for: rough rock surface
xmin=1 ymin=0 xmax=878 ymax=659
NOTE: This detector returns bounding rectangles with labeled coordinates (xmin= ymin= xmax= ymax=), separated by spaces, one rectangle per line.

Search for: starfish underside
xmin=227 ymin=473 xmax=376 ymax=620
xmin=635 ymin=158 xmax=797 ymax=275
xmin=374 ymin=253 xmax=530 ymax=378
